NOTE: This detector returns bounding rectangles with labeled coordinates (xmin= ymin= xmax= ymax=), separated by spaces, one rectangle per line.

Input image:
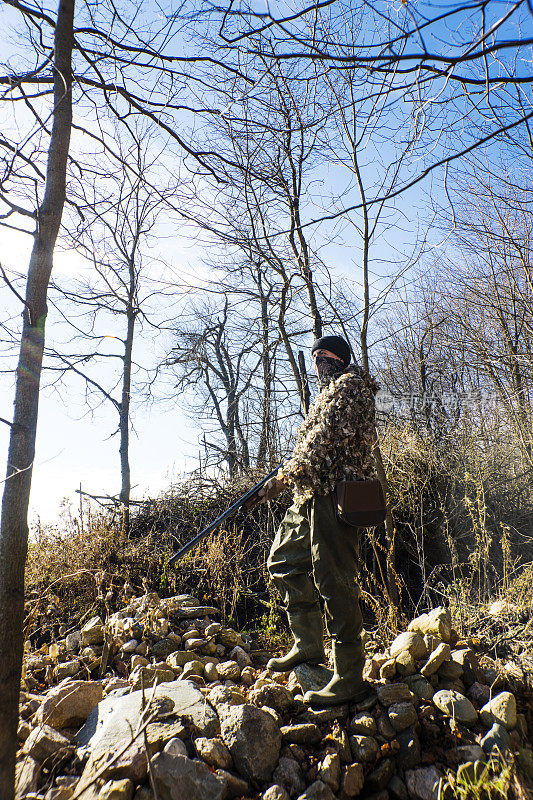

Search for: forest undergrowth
xmin=26 ymin=421 xmax=533 ymax=679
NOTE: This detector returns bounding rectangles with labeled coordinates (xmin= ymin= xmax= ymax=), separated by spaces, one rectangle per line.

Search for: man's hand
xmin=258 ymin=476 xmax=285 ymax=503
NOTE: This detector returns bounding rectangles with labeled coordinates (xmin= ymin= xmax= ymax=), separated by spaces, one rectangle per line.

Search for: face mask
xmin=315 ymin=355 xmax=345 ymax=388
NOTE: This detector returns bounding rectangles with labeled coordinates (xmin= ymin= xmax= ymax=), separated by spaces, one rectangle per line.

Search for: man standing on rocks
xmin=259 ymin=335 xmax=380 ymax=708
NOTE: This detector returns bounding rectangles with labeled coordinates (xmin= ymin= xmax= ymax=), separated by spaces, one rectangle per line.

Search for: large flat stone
xmin=23 ymin=724 xmax=74 ymax=762
xmin=292 ymin=664 xmax=332 ymax=693
xmin=76 ymin=680 xmax=219 ymax=759
xmin=38 ymin=679 xmax=103 ymax=729
xmin=433 ymin=689 xmax=477 ymax=725
xmin=149 ymin=752 xmax=226 ymax=800
xmin=170 ymin=606 xmax=220 ymax=619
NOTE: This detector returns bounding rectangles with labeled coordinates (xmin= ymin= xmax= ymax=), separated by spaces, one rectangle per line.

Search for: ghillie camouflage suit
xmin=267 ymin=363 xmax=379 ymax=701
xmin=277 ymin=364 xmax=379 ymax=502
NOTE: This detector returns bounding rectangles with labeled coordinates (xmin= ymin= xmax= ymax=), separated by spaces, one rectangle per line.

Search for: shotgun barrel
xmin=168 ymin=465 xmax=282 ymax=566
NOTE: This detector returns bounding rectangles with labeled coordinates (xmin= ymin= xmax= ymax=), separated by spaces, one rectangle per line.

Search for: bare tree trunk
xmin=278 ymin=281 xmax=307 ymax=414
xmin=0 ymin=1 xmax=74 ymax=795
xmin=354 ymin=151 xmax=400 ymax=612
xmin=509 ymin=345 xmax=532 ymax=459
xmin=298 ymin=350 xmax=311 ymax=413
xmin=226 ymin=388 xmax=238 ymax=477
xmin=257 ymin=290 xmax=272 ymax=466
xmin=119 ymin=296 xmax=135 ymax=535
xmin=235 ymin=411 xmax=250 ymax=469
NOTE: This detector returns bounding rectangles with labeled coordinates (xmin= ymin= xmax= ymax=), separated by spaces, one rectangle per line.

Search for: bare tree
xmin=204 ymin=0 xmax=533 ymax=223
xmin=44 ymin=129 xmax=178 ymax=531
xmin=0 ymin=5 xmax=250 ymax=794
xmin=189 ymin=58 xmax=342 ymax=418
xmin=167 ymin=297 xmax=267 ymax=474
xmin=0 ymin=1 xmax=75 ymax=794
xmin=440 ymin=172 xmax=533 ymax=465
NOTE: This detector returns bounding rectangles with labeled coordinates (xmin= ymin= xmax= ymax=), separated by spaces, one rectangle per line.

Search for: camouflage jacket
xmin=278 ymin=364 xmax=379 ymax=502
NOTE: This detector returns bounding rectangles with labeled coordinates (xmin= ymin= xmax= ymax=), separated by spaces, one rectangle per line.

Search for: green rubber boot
xmin=304 ymin=640 xmax=372 ymax=707
xmin=267 ymin=609 xmax=325 ymax=672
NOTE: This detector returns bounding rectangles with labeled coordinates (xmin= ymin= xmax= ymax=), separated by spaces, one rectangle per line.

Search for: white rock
xmin=217 ymin=628 xmax=244 ymax=648
xmin=78 ymin=738 xmax=147 ymax=787
xmin=185 ymin=638 xmax=206 ymax=650
xmin=349 ymin=734 xmax=379 ymax=762
xmin=98 ymin=779 xmax=134 ymax=800
xmin=77 ymin=680 xmax=219 ymax=761
xmin=349 ymin=713 xmax=377 ymax=735
xmin=390 ymin=632 xmax=428 ymax=660
xmin=388 ymin=702 xmax=417 ymax=732
xmin=207 ymin=685 xmax=245 ymax=708
xmin=216 ymin=660 xmax=241 ymax=681
xmin=296 ymin=780 xmax=336 ymax=800
xmin=408 ymin=607 xmax=452 ymax=643
xmin=54 ymin=660 xmax=81 ymax=681
xmin=164 ymin=738 xmax=188 ymax=757
xmin=228 ymin=645 xmax=252 ymax=669
xmin=194 ymin=737 xmax=233 ymax=770
xmin=380 ymin=659 xmax=397 ymax=679
xmin=249 ymin=683 xmax=295 ymax=713
xmin=204 ymin=662 xmax=219 ymax=682
xmin=104 ymin=678 xmax=129 ymax=695
xmin=273 ymin=756 xmax=305 ymax=796
xmin=130 ymin=655 xmax=149 ymax=670
xmin=81 ymin=617 xmax=105 ymax=646
xmin=23 ymin=725 xmax=74 ymax=762
xmin=241 ymin=666 xmax=255 ymax=685
xmin=180 ymin=660 xmax=205 ymax=679
xmin=342 ymin=762 xmax=364 ymax=797
xmin=262 ymin=786 xmax=290 ymax=800
xmin=38 ymin=679 xmax=103 ymax=729
xmin=15 ymin=755 xmax=40 ymax=799
xmin=319 ymin=753 xmax=341 ymax=792
xmin=280 ymin=723 xmax=321 ymax=744
xmin=396 ymin=650 xmax=416 ymax=676
xmin=205 ymin=622 xmax=222 ymax=637
xmin=65 ymin=631 xmax=81 ymax=652
xmin=480 ymin=692 xmax=517 ymax=730
xmin=420 ymin=643 xmax=451 ymax=677
xmin=433 ymin=690 xmax=477 ymax=725
xmin=151 ymin=752 xmax=226 ymax=800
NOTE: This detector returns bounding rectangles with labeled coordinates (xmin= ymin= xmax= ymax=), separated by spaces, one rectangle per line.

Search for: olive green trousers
xmin=267 ymin=493 xmax=363 ymax=644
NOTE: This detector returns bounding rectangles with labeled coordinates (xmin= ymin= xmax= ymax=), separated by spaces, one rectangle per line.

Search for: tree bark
xmin=257 ymin=276 xmax=272 ymax=466
xmin=278 ymin=280 xmax=307 ymax=414
xmin=0 ymin=0 xmax=74 ymax=795
xmin=354 ymin=144 xmax=400 ymax=611
xmin=297 ymin=350 xmax=311 ymax=414
xmin=119 ymin=292 xmax=135 ymax=535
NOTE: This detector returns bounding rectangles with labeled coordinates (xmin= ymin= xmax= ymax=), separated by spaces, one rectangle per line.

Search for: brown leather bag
xmin=335 ymin=479 xmax=386 ymax=527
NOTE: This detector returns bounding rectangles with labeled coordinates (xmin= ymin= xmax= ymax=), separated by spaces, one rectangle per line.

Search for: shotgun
xmin=169 ymin=465 xmax=282 ymax=566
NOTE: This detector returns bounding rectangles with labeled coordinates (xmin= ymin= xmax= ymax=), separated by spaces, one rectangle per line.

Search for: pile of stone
xmin=16 ymin=598 xmax=533 ymax=800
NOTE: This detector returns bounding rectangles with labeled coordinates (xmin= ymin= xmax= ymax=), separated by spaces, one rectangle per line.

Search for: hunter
xmin=259 ymin=335 xmax=379 ymax=707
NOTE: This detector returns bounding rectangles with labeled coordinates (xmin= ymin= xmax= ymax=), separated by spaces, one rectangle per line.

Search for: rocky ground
xmin=16 ymin=594 xmax=533 ymax=800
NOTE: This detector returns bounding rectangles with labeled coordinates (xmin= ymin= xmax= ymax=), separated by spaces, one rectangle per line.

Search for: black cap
xmin=311 ymin=335 xmax=351 ymax=367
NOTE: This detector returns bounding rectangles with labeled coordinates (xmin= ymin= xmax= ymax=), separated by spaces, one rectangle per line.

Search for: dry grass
xmin=25 ymin=419 xmax=533 ymax=649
